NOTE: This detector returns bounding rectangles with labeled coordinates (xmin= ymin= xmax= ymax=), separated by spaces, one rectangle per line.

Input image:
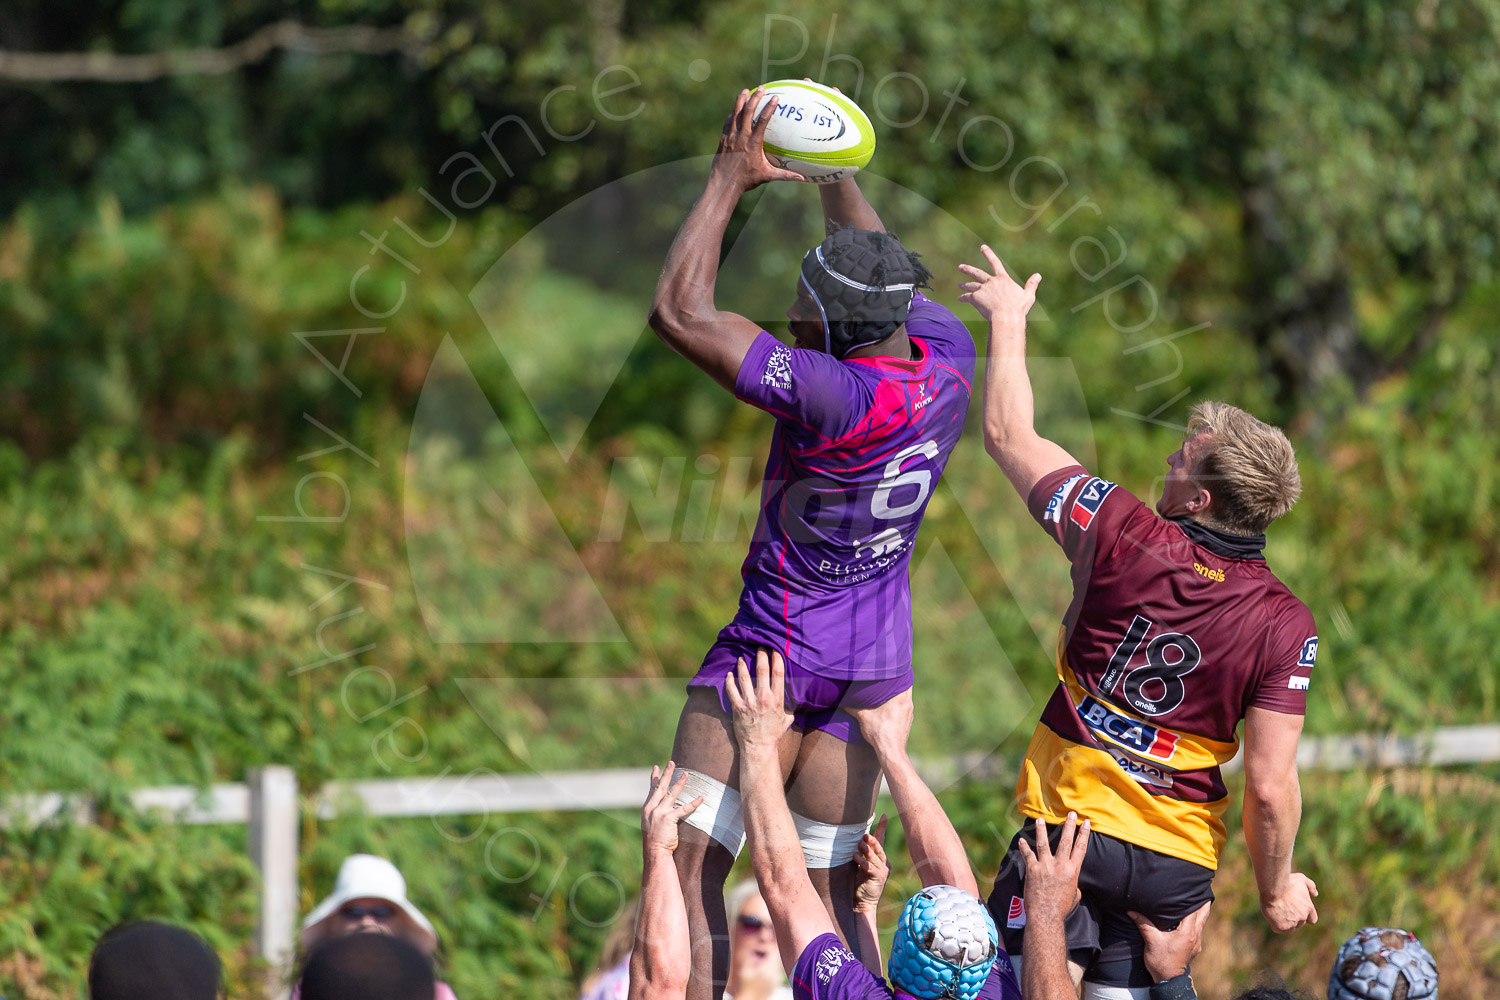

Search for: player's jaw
xmin=786 ymin=288 xmax=826 ymax=351
xmin=1156 ymin=437 xmax=1203 ymax=518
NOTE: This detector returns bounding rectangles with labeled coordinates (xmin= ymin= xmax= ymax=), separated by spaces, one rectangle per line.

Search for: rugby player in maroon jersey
xmin=957 ymin=247 xmax=1320 ymax=999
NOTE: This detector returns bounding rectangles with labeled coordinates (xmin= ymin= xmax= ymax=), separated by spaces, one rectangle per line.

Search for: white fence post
xmin=248 ymin=766 xmax=299 ymax=999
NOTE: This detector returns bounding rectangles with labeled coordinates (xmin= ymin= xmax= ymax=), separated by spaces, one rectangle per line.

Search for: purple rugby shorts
xmin=689 ymin=639 xmax=913 ymax=744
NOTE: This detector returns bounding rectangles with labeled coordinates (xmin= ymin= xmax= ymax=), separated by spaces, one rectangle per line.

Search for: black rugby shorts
xmin=985 ymin=824 xmax=1215 ymax=988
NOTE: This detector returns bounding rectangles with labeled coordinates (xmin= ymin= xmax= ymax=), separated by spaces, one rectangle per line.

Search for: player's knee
xmin=791 ymin=811 xmax=873 ymax=869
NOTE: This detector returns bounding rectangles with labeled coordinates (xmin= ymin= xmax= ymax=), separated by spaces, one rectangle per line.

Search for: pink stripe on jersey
xmin=934 ymin=361 xmax=972 ymax=391
xmin=778 ymin=547 xmax=793 ymax=654
xmin=797 ymin=381 xmax=921 ymax=460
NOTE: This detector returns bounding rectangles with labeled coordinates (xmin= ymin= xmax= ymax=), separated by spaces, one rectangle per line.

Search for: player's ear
xmin=1186 ymin=484 xmax=1212 ymax=516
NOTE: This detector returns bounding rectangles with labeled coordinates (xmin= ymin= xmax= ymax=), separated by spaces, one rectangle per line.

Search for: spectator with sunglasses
xmin=294 ymin=853 xmax=458 ymax=1000
xmin=725 ymin=880 xmax=794 ymax=1000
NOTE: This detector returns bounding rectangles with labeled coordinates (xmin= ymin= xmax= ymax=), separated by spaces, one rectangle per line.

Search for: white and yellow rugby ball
xmin=751 ymin=80 xmax=875 ymax=184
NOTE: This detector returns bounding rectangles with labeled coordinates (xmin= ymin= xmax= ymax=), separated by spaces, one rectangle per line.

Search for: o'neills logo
xmin=1193 ymin=561 xmax=1225 ymax=582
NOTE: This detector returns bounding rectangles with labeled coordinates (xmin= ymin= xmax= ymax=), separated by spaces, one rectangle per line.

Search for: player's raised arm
xmin=1242 ymin=706 xmax=1318 ymax=933
xmin=958 ymin=246 xmax=1079 ymax=500
xmin=851 ymin=815 xmax=890 ymax=975
xmin=819 ymin=177 xmax=885 ymax=233
xmin=792 ymin=81 xmax=885 ymax=234
xmin=1018 ymin=815 xmax=1092 ymax=1000
xmin=630 ymin=763 xmax=705 ymax=1000
xmin=851 ymin=691 xmax=979 ymax=897
xmin=649 ymin=88 xmax=805 ymax=391
xmin=725 ymin=651 xmax=842 ymax=972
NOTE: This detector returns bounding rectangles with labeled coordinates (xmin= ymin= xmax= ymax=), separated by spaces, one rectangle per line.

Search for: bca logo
xmin=1297 ymin=636 xmax=1318 ymax=668
xmin=1078 ymin=695 xmax=1179 ymax=761
xmin=1070 ymin=478 xmax=1116 ymax=530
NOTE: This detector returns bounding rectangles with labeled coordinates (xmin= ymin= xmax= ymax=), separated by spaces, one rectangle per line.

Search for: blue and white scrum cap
xmin=1329 ymin=927 xmax=1437 ymax=1000
xmin=887 ymin=885 xmax=998 ymax=1000
xmin=799 ymin=225 xmax=933 ymax=359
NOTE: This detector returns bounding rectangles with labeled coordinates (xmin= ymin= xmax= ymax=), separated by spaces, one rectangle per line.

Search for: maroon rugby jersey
xmin=1015 ymin=465 xmax=1317 ymax=869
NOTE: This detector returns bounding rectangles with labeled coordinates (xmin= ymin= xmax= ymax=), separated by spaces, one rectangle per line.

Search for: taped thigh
xmin=791 ymin=811 xmax=873 ymax=868
xmin=1082 ymin=983 xmax=1151 ymax=1000
xmin=673 ymin=769 xmax=746 ymax=857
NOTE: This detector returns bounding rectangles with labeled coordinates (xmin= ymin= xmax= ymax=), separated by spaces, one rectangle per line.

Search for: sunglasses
xmin=340 ymin=903 xmax=397 ymax=920
xmin=736 ymin=914 xmax=770 ymax=933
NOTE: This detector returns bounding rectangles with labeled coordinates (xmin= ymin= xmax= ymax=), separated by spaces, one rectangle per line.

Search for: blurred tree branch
xmin=0 ymin=20 xmax=423 ymax=82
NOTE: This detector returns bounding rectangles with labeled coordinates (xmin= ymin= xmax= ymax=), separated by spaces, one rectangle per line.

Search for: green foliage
xmin=3 ymin=1 xmax=1499 ymax=996
xmin=7 ymin=0 xmax=1497 ymax=402
xmin=0 ymin=252 xmax=1496 ymax=992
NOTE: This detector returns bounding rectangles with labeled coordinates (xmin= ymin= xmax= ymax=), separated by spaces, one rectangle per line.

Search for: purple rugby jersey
xmin=715 ymin=292 xmax=974 ymax=680
xmin=791 ymin=933 xmax=1019 ymax=1000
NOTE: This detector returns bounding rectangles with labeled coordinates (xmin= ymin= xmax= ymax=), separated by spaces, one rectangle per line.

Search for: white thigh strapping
xmin=1082 ymin=982 xmax=1151 ymax=1000
xmin=674 ymin=770 xmax=746 ymax=856
xmin=791 ymin=812 xmax=873 ymax=868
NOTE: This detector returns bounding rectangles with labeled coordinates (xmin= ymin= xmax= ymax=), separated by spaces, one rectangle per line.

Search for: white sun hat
xmin=300 ymin=854 xmax=439 ymax=955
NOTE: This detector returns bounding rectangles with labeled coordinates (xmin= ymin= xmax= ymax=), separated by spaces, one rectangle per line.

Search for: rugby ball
xmin=751 ymin=80 xmax=875 ymax=184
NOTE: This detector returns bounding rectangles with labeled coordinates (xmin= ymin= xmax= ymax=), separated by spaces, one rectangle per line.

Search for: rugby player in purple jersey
xmin=648 ymin=88 xmax=976 ymax=1000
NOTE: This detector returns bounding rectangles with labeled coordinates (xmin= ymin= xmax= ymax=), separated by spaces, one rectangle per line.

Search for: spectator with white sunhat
xmin=294 ymin=853 xmax=458 ymax=1000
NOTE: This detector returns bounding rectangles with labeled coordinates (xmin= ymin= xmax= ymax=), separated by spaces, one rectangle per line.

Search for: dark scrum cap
xmin=799 ymin=225 xmax=933 ymax=359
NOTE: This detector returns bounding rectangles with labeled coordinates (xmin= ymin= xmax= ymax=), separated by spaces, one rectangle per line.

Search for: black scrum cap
xmin=799 ymin=225 xmax=933 ymax=359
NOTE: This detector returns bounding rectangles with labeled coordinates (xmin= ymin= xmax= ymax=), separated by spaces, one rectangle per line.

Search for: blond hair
xmin=1186 ymin=401 xmax=1301 ymax=534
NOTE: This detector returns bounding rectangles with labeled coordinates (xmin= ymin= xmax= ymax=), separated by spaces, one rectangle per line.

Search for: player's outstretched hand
xmin=1128 ymin=901 xmax=1210 ymax=982
xmin=849 ymin=687 xmax=914 ymax=761
xmin=712 ymin=87 xmax=807 ymax=193
xmin=1018 ymin=813 xmax=1090 ymax=923
xmin=853 ymin=814 xmax=891 ymax=914
xmin=725 ymin=649 xmax=794 ymax=752
xmin=958 ymin=245 xmax=1040 ymax=324
xmin=642 ymin=761 xmax=703 ymax=856
xmin=1260 ymin=872 xmax=1318 ymax=932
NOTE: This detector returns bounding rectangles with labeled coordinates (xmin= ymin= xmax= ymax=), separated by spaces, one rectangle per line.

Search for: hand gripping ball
xmin=1329 ymin=927 xmax=1438 ymax=1000
xmin=888 ymin=885 xmax=998 ymax=1000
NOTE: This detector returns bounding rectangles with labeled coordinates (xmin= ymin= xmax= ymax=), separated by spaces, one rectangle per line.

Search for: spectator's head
xmin=1157 ymin=401 xmax=1301 ymax=534
xmin=1329 ymin=927 xmax=1438 ymax=1000
xmin=300 ymin=854 xmax=439 ymax=956
xmin=300 ymin=933 xmax=435 ymax=1000
xmin=88 ymin=921 xmax=221 ymax=1000
xmin=725 ymin=880 xmax=784 ymax=997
